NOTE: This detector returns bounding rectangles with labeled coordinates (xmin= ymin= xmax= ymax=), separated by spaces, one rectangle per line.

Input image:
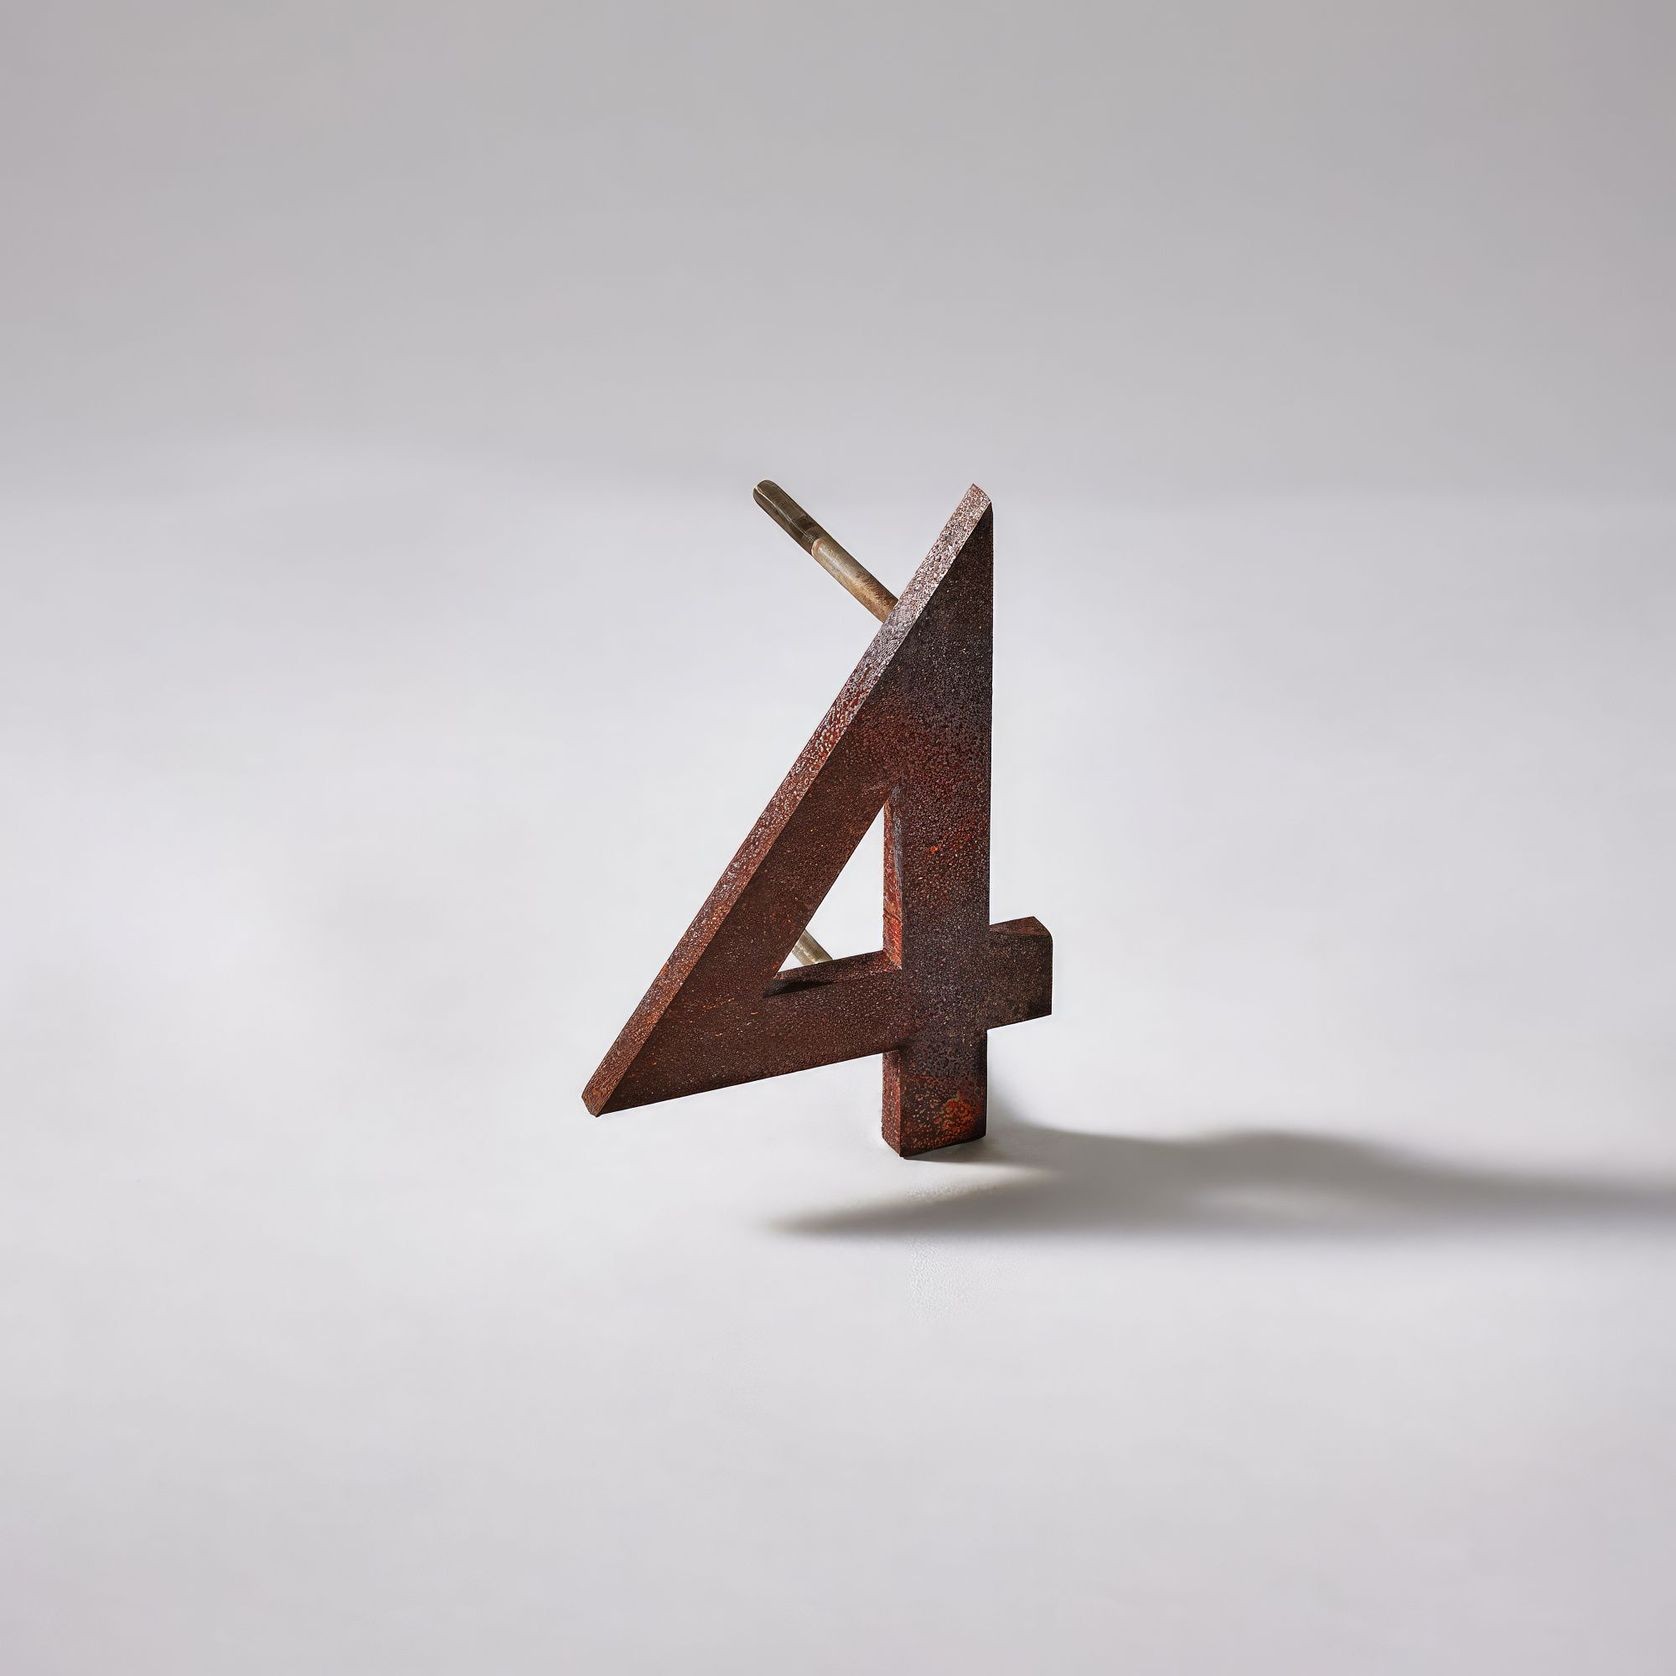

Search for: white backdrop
xmin=4 ymin=5 xmax=1674 ymax=1673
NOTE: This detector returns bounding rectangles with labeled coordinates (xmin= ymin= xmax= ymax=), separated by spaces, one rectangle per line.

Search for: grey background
xmin=4 ymin=4 xmax=1674 ymax=1672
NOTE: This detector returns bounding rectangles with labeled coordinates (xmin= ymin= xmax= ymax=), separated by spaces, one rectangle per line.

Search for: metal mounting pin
xmin=753 ymin=482 xmax=900 ymax=967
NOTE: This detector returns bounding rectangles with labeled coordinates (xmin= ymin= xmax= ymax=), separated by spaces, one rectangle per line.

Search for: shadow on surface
xmin=778 ymin=1106 xmax=1676 ymax=1242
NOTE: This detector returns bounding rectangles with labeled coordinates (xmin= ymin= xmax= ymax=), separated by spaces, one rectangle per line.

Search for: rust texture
xmin=582 ymin=485 xmax=1052 ymax=1156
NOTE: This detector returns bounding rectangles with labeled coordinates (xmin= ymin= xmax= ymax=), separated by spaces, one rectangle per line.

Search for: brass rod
xmin=753 ymin=481 xmax=898 ymax=622
xmin=754 ymin=482 xmax=899 ymax=967
xmin=790 ymin=929 xmax=832 ymax=966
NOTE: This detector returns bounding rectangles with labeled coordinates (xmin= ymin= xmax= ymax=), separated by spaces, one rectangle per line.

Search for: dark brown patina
xmin=582 ymin=485 xmax=1052 ymax=1156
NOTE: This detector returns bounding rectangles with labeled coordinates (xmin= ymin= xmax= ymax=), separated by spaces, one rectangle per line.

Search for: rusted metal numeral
xmin=582 ymin=486 xmax=1052 ymax=1157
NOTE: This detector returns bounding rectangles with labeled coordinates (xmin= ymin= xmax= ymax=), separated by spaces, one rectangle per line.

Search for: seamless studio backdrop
xmin=3 ymin=5 xmax=1674 ymax=1674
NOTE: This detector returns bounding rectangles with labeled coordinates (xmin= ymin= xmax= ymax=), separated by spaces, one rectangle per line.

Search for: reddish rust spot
xmin=938 ymin=1095 xmax=976 ymax=1134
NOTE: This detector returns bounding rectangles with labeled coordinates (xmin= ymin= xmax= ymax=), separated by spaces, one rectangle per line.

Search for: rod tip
xmin=753 ymin=480 xmax=822 ymax=553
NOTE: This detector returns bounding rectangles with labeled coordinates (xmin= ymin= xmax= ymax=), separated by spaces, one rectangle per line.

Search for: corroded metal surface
xmin=582 ymin=486 xmax=1052 ymax=1156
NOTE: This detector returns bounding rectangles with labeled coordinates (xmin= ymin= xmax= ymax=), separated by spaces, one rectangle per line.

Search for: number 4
xmin=582 ymin=486 xmax=1052 ymax=1156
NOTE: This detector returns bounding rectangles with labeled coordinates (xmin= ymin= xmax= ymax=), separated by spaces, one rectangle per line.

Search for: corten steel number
xmin=582 ymin=483 xmax=1052 ymax=1156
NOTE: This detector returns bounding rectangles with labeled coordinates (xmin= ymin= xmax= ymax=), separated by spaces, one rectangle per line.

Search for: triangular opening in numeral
xmin=776 ymin=803 xmax=890 ymax=972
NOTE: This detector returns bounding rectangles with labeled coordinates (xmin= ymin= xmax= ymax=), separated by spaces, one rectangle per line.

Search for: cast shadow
xmin=777 ymin=1104 xmax=1676 ymax=1243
